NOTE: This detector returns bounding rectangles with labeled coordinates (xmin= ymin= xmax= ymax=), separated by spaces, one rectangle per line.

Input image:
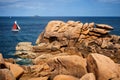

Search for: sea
xmin=0 ymin=16 xmax=120 ymax=65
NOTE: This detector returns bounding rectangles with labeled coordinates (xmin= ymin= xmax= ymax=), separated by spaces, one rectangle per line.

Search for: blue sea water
xmin=0 ymin=16 xmax=120 ymax=64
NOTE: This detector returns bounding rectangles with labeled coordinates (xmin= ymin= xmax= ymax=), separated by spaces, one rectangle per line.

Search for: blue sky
xmin=0 ymin=0 xmax=120 ymax=16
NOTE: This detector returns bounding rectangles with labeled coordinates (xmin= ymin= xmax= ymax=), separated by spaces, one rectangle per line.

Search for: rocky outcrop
xmin=31 ymin=20 xmax=120 ymax=63
xmin=35 ymin=21 xmax=113 ymax=46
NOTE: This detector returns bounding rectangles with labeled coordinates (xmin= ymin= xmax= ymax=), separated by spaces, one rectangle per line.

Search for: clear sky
xmin=0 ymin=0 xmax=120 ymax=16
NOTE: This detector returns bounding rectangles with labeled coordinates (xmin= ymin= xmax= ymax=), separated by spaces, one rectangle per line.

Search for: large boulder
xmin=0 ymin=69 xmax=15 ymax=80
xmin=53 ymin=75 xmax=79 ymax=80
xmin=79 ymin=73 xmax=96 ymax=80
xmin=5 ymin=62 xmax=24 ymax=79
xmin=87 ymin=53 xmax=120 ymax=80
xmin=47 ymin=55 xmax=87 ymax=79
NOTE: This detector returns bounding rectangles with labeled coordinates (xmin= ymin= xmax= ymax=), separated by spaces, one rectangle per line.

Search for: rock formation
xmin=7 ymin=20 xmax=120 ymax=80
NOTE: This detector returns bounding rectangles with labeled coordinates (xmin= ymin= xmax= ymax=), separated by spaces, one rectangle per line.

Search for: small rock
xmin=0 ymin=69 xmax=15 ymax=80
xmin=80 ymin=73 xmax=96 ymax=80
xmin=16 ymin=42 xmax=32 ymax=51
xmin=88 ymin=22 xmax=94 ymax=29
xmin=33 ymin=54 xmax=53 ymax=65
xmin=28 ymin=77 xmax=48 ymax=80
xmin=88 ymin=32 xmax=101 ymax=37
xmin=96 ymin=24 xmax=114 ymax=30
xmin=53 ymin=75 xmax=79 ymax=80
xmin=5 ymin=62 xmax=24 ymax=79
xmin=82 ymin=23 xmax=89 ymax=31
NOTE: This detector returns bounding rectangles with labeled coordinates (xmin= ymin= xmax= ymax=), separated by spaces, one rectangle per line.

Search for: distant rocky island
xmin=1 ymin=20 xmax=120 ymax=80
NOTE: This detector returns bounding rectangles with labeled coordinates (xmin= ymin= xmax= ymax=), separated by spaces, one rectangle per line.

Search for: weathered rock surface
xmin=79 ymin=73 xmax=96 ymax=80
xmin=87 ymin=53 xmax=120 ymax=80
xmin=0 ymin=53 xmax=7 ymax=69
xmin=47 ymin=55 xmax=87 ymax=79
xmin=0 ymin=69 xmax=15 ymax=80
xmin=53 ymin=75 xmax=79 ymax=80
xmin=5 ymin=62 xmax=24 ymax=79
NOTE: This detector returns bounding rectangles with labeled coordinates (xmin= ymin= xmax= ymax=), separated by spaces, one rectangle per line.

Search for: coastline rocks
xmin=87 ymin=53 xmax=120 ymax=80
xmin=0 ymin=69 xmax=15 ymax=80
xmin=10 ymin=20 xmax=120 ymax=80
xmin=47 ymin=55 xmax=87 ymax=79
